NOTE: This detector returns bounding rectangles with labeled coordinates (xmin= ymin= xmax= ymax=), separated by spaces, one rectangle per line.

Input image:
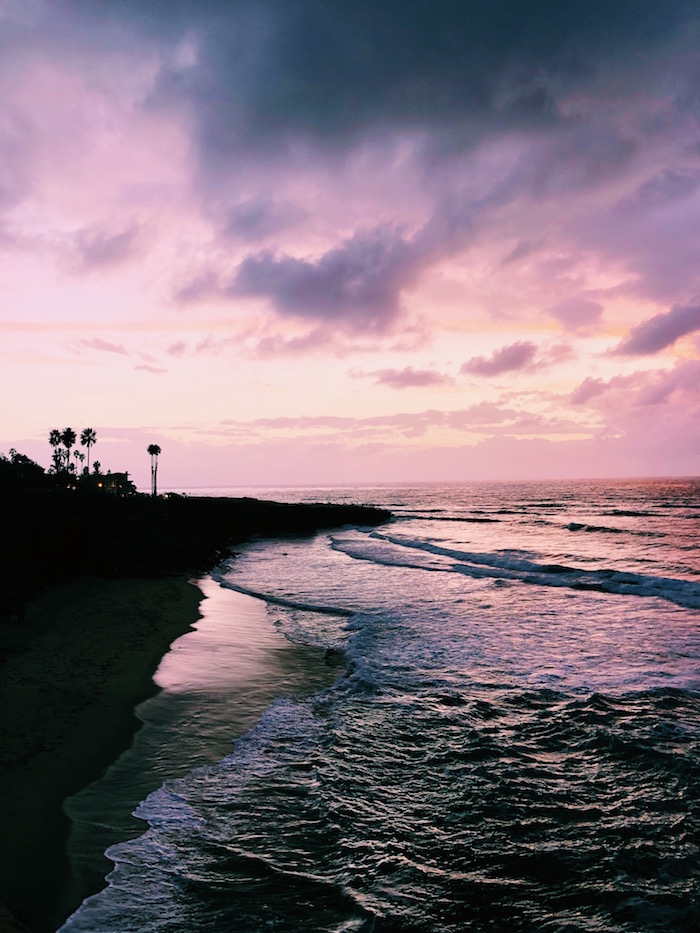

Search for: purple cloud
xmin=548 ymin=296 xmax=604 ymax=331
xmin=223 ymin=197 xmax=306 ymax=242
xmin=635 ymin=360 xmax=700 ymax=406
xmin=571 ymin=360 xmax=700 ymax=410
xmin=461 ymin=341 xmax=537 ymax=377
xmin=74 ymin=226 xmax=139 ymax=269
xmin=232 ymin=226 xmax=422 ymax=332
xmin=174 ymin=270 xmax=220 ymax=305
xmin=219 ymin=403 xmax=589 ymax=440
xmin=79 ymin=338 xmax=129 ymax=356
xmin=571 ymin=377 xmax=607 ymax=405
xmin=0 ymin=107 xmax=34 ymax=210
xmin=500 ymin=239 xmax=544 ymax=266
xmin=615 ymin=170 xmax=700 ymax=214
xmin=134 ymin=363 xmax=167 ymax=374
xmin=253 ymin=329 xmax=333 ymax=357
xmin=359 ymin=366 xmax=454 ymax=389
xmin=615 ymin=302 xmax=700 ymax=355
xmin=91 ymin=0 xmax=697 ymax=169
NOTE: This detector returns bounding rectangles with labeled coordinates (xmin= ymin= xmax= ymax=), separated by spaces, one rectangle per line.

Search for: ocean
xmin=59 ymin=479 xmax=699 ymax=932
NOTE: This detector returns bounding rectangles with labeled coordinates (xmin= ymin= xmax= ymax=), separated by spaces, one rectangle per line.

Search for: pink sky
xmin=1 ymin=1 xmax=699 ymax=490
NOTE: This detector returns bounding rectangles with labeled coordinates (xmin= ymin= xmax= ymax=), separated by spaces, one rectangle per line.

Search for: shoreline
xmin=62 ymin=580 xmax=344 ymax=931
xmin=0 ymin=575 xmax=204 ymax=933
xmin=0 ymin=494 xmax=390 ymax=932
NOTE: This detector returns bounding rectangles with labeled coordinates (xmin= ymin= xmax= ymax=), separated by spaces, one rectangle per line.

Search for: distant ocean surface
xmin=60 ymin=479 xmax=700 ymax=932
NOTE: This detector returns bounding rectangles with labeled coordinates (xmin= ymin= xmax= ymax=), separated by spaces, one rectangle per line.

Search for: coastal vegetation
xmin=147 ymin=443 xmax=161 ymax=497
xmin=0 ymin=441 xmax=390 ymax=614
xmin=80 ymin=428 xmax=97 ymax=473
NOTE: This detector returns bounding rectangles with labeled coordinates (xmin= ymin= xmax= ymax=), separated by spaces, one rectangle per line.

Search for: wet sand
xmin=63 ymin=580 xmax=341 ymax=925
xmin=0 ymin=576 xmax=203 ymax=933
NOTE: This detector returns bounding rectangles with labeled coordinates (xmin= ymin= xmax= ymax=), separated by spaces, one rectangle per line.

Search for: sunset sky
xmin=2 ymin=0 xmax=699 ymax=489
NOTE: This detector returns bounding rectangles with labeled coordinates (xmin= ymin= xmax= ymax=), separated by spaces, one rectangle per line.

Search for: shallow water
xmin=62 ymin=580 xmax=337 ymax=914
xmin=60 ymin=479 xmax=700 ymax=932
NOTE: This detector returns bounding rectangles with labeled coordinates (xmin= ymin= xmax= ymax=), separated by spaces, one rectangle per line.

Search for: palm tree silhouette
xmin=62 ymin=428 xmax=77 ymax=474
xmin=80 ymin=428 xmax=97 ymax=473
xmin=147 ymin=444 xmax=161 ymax=497
xmin=49 ymin=429 xmax=63 ymax=472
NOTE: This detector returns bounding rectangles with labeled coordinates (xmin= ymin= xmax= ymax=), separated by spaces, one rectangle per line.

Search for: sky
xmin=1 ymin=0 xmax=700 ymax=490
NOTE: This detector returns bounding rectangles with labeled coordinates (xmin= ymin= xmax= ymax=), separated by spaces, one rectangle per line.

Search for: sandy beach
xmin=0 ymin=575 xmax=203 ymax=933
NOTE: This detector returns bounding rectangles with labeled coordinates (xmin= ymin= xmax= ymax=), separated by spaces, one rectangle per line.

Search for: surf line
xmin=212 ymin=574 xmax=355 ymax=617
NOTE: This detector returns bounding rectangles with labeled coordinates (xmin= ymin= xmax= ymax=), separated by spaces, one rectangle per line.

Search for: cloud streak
xmin=462 ymin=341 xmax=538 ymax=377
xmin=357 ymin=366 xmax=454 ymax=389
xmin=79 ymin=338 xmax=129 ymax=356
xmin=615 ymin=302 xmax=700 ymax=355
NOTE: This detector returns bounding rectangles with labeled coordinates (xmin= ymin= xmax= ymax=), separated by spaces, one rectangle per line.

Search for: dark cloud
xmin=223 ymin=198 xmax=306 ymax=242
xmin=615 ymin=302 xmax=700 ymax=355
xmin=177 ymin=191 xmax=478 ymax=327
xmin=232 ymin=225 xmax=422 ymax=331
xmin=10 ymin=1 xmax=700 ymax=370
xmin=573 ymin=162 xmax=700 ymax=305
xmin=615 ymin=170 xmax=700 ymax=215
xmin=358 ymin=366 xmax=454 ymax=389
xmin=20 ymin=0 xmax=699 ymax=339
xmin=0 ymin=105 xmax=35 ymax=209
xmin=59 ymin=1 xmax=699 ymax=160
xmin=548 ymin=297 xmax=604 ymax=331
xmin=462 ymin=341 xmax=537 ymax=377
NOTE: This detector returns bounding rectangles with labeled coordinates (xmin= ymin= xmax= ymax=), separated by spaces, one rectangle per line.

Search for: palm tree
xmin=147 ymin=444 xmax=161 ymax=497
xmin=62 ymin=428 xmax=77 ymax=474
xmin=80 ymin=428 xmax=97 ymax=473
xmin=74 ymin=450 xmax=86 ymax=474
xmin=49 ymin=429 xmax=63 ymax=472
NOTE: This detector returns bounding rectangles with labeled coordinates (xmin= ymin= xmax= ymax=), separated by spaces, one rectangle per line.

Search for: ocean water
xmin=60 ymin=479 xmax=700 ymax=932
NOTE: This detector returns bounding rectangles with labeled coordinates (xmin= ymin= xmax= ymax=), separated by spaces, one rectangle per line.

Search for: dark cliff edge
xmin=1 ymin=490 xmax=391 ymax=611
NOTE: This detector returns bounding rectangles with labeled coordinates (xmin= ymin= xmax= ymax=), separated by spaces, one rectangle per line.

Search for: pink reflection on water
xmin=154 ymin=576 xmax=335 ymax=702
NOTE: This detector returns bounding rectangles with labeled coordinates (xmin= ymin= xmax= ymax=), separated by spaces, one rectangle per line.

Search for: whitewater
xmin=60 ymin=479 xmax=699 ymax=931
